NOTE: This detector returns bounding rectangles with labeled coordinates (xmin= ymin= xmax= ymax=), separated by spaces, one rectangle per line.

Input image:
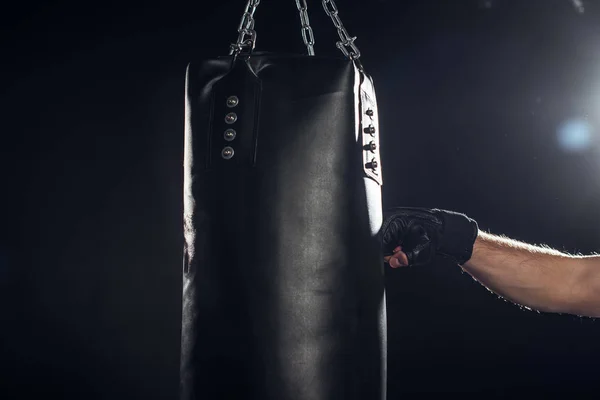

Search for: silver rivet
xmin=366 ymin=109 xmax=374 ymax=117
xmin=227 ymin=96 xmax=239 ymax=108
xmin=364 ymin=125 xmax=376 ymax=135
xmin=368 ymin=141 xmax=377 ymax=152
xmin=222 ymin=147 xmax=234 ymax=160
xmin=224 ymin=129 xmax=237 ymax=142
xmin=225 ymin=113 xmax=237 ymax=124
xmin=366 ymin=159 xmax=378 ymax=170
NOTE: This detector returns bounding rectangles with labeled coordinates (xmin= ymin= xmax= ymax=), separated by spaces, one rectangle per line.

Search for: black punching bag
xmin=181 ymin=2 xmax=386 ymax=399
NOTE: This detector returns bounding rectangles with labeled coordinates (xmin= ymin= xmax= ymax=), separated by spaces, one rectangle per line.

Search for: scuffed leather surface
xmin=181 ymin=54 xmax=386 ymax=400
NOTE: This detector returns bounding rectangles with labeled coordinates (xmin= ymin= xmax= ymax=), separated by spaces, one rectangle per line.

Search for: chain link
xmin=230 ymin=0 xmax=261 ymax=56
xmin=294 ymin=0 xmax=316 ymax=56
xmin=322 ymin=0 xmax=361 ymax=60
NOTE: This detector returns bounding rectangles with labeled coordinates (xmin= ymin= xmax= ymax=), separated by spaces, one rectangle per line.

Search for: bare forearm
xmin=462 ymin=231 xmax=600 ymax=316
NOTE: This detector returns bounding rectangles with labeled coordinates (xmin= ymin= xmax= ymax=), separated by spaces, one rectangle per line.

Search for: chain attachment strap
xmin=294 ymin=0 xmax=316 ymax=56
xmin=229 ymin=0 xmax=261 ymax=56
xmin=322 ymin=0 xmax=361 ymax=60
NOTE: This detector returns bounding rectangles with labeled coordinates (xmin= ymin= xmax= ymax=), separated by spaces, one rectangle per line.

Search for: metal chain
xmin=229 ymin=0 xmax=261 ymax=56
xmin=229 ymin=0 xmax=360 ymax=61
xmin=322 ymin=0 xmax=361 ymax=60
xmin=294 ymin=0 xmax=316 ymax=56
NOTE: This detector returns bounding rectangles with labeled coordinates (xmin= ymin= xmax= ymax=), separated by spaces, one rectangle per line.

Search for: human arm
xmin=463 ymin=231 xmax=600 ymax=316
xmin=382 ymin=207 xmax=600 ymax=317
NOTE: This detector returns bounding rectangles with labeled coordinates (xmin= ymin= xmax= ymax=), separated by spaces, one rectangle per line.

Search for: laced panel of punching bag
xmin=181 ymin=1 xmax=386 ymax=399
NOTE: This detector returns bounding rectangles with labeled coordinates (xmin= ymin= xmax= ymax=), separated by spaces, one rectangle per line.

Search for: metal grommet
xmin=366 ymin=159 xmax=378 ymax=170
xmin=368 ymin=141 xmax=377 ymax=152
xmin=225 ymin=113 xmax=237 ymax=124
xmin=364 ymin=125 xmax=376 ymax=135
xmin=224 ymin=129 xmax=237 ymax=142
xmin=366 ymin=109 xmax=374 ymax=117
xmin=222 ymin=146 xmax=235 ymax=160
xmin=226 ymin=96 xmax=239 ymax=108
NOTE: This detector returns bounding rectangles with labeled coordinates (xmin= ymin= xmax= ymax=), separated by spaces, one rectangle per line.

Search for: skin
xmin=384 ymin=231 xmax=600 ymax=317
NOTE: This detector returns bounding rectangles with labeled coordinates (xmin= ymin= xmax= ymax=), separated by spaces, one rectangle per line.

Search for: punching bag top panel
xmin=190 ymin=54 xmax=358 ymax=98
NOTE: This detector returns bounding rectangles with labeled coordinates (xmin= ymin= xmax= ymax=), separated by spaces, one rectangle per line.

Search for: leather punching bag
xmin=181 ymin=2 xmax=386 ymax=399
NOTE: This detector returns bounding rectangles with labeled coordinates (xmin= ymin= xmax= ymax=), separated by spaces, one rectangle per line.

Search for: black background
xmin=2 ymin=0 xmax=600 ymax=397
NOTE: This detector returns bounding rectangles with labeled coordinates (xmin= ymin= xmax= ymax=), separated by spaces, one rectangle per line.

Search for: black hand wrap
xmin=381 ymin=207 xmax=479 ymax=266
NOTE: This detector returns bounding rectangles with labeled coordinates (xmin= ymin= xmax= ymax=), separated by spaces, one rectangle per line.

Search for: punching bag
xmin=181 ymin=1 xmax=386 ymax=399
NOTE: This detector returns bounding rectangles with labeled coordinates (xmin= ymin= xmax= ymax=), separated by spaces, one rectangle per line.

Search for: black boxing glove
xmin=380 ymin=207 xmax=479 ymax=266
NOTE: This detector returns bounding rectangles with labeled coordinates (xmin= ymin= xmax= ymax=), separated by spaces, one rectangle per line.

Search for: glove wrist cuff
xmin=433 ymin=209 xmax=479 ymax=264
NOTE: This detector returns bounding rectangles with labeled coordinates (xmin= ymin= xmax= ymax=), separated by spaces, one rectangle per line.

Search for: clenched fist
xmin=381 ymin=207 xmax=479 ymax=268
